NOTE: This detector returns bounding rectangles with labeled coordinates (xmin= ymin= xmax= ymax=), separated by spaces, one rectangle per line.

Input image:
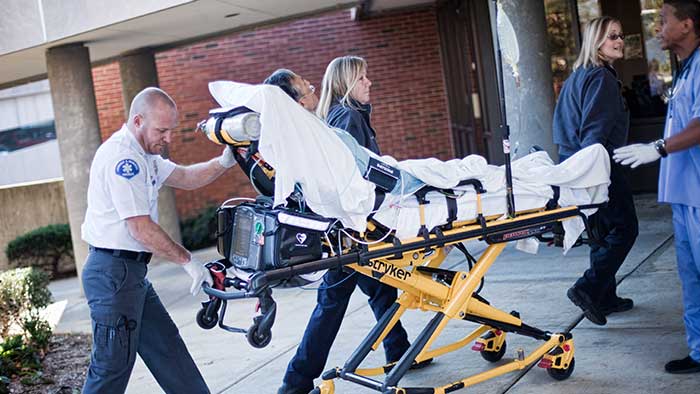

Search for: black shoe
xmin=600 ymin=297 xmax=634 ymax=316
xmin=410 ymin=358 xmax=434 ymax=370
xmin=277 ymin=383 xmax=314 ymax=394
xmin=567 ymin=286 xmax=607 ymax=326
xmin=385 ymin=358 xmax=434 ymax=373
xmin=665 ymin=356 xmax=700 ymax=374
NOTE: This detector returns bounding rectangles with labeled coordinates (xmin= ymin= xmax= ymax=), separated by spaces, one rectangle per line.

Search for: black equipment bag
xmin=217 ymin=201 xmax=330 ymax=272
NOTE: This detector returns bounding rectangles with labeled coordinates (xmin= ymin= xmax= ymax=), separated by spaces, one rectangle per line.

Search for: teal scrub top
xmin=659 ymin=48 xmax=700 ymax=208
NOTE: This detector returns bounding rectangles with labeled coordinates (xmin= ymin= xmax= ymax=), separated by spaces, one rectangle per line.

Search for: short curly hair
xmin=263 ymin=69 xmax=301 ymax=101
xmin=665 ymin=0 xmax=700 ymax=35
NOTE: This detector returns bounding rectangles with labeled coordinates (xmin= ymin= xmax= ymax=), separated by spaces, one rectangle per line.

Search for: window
xmin=0 ymin=121 xmax=56 ymax=153
xmin=577 ymin=0 xmax=601 ymax=27
xmin=545 ymin=0 xmax=602 ymax=97
xmin=545 ymin=0 xmax=581 ymax=97
xmin=640 ymin=0 xmax=671 ymax=99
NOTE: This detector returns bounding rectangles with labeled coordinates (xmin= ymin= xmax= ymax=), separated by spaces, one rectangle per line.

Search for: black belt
xmin=89 ymin=246 xmax=152 ymax=264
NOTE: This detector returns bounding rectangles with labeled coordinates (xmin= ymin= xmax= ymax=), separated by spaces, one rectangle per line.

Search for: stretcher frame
xmin=201 ymin=178 xmax=599 ymax=394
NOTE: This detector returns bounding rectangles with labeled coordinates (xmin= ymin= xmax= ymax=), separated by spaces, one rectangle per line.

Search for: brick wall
xmin=92 ymin=7 xmax=453 ymax=218
xmin=93 ymin=62 xmax=126 ymax=140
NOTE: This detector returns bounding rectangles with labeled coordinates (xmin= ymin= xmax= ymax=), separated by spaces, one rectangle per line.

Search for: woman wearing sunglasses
xmin=552 ymin=16 xmax=638 ymax=327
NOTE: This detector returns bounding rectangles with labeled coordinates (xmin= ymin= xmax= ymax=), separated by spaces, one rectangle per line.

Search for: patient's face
xmin=295 ymin=76 xmax=318 ymax=111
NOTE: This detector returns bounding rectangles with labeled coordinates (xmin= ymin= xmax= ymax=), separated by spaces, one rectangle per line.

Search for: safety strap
xmin=445 ymin=191 xmax=458 ymax=225
xmin=213 ymin=116 xmax=226 ymax=145
xmin=372 ymin=190 xmax=386 ymax=212
xmin=367 ymin=190 xmax=385 ymax=222
xmin=546 ymin=185 xmax=560 ymax=210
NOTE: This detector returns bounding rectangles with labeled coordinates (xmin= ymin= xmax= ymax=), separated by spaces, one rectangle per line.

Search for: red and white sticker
xmin=502 ymin=139 xmax=511 ymax=154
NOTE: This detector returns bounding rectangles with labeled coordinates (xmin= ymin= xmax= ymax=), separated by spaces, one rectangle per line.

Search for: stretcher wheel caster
xmin=196 ymin=308 xmax=218 ymax=329
xmin=480 ymin=340 xmax=506 ymax=362
xmin=547 ymin=357 xmax=575 ymax=381
xmin=246 ymin=321 xmax=272 ymax=348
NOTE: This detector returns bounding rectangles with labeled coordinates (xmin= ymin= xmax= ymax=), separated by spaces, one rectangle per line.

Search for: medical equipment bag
xmin=217 ymin=202 xmax=331 ymax=271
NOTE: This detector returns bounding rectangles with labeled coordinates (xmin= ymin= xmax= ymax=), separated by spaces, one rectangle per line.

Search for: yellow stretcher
xmin=198 ymin=173 xmax=599 ymax=394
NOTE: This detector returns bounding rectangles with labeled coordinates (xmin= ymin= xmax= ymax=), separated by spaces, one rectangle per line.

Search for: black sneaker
xmin=600 ymin=297 xmax=634 ymax=316
xmin=277 ymin=383 xmax=314 ymax=394
xmin=384 ymin=358 xmax=434 ymax=373
xmin=567 ymin=285 xmax=607 ymax=326
xmin=665 ymin=356 xmax=700 ymax=374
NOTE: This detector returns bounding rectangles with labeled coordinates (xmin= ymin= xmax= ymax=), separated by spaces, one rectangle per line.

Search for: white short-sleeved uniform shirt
xmin=81 ymin=125 xmax=177 ymax=251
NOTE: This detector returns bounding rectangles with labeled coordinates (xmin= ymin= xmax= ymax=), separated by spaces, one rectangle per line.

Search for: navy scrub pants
xmin=562 ymin=153 xmax=639 ymax=307
xmin=282 ymin=268 xmax=411 ymax=391
xmin=81 ymin=250 xmax=209 ymax=394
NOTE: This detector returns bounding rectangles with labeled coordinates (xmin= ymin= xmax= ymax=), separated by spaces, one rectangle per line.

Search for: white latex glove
xmin=182 ymin=258 xmax=213 ymax=296
xmin=218 ymin=146 xmax=237 ymax=169
xmin=613 ymin=143 xmax=661 ymax=169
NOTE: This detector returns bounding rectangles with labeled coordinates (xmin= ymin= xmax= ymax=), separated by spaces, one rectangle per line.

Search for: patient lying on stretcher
xmin=204 ymin=81 xmax=611 ymax=252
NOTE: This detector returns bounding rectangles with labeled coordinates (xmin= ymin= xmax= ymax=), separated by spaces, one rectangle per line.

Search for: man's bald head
xmin=127 ymin=87 xmax=178 ymax=155
xmin=128 ymin=87 xmax=177 ymax=120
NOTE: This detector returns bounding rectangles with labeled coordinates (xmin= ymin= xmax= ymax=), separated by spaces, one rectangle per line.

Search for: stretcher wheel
xmin=480 ymin=340 xmax=506 ymax=362
xmin=547 ymin=357 xmax=575 ymax=381
xmin=196 ymin=308 xmax=218 ymax=329
xmin=246 ymin=322 xmax=272 ymax=348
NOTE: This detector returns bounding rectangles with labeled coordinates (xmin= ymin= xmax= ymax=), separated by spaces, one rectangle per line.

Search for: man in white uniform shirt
xmin=80 ymin=87 xmax=236 ymax=393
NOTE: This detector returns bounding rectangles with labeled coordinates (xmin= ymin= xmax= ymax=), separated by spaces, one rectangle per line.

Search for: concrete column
xmin=119 ymin=49 xmax=182 ymax=245
xmin=500 ymin=0 xmax=557 ymax=160
xmin=45 ymin=43 xmax=100 ymax=282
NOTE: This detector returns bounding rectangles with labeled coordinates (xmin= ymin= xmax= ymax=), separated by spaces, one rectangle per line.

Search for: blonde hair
xmin=316 ymin=55 xmax=368 ymax=120
xmin=573 ymin=16 xmax=622 ymax=70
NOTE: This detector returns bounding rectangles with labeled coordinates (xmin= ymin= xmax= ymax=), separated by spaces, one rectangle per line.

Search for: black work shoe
xmin=385 ymin=358 xmax=434 ymax=373
xmin=665 ymin=356 xmax=700 ymax=374
xmin=600 ymin=297 xmax=634 ymax=316
xmin=567 ymin=286 xmax=607 ymax=326
xmin=410 ymin=358 xmax=434 ymax=370
xmin=277 ymin=383 xmax=314 ymax=394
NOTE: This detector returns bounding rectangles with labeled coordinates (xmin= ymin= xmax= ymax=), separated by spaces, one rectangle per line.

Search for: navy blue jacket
xmin=327 ymin=99 xmax=381 ymax=155
xmin=553 ymin=65 xmax=629 ymax=157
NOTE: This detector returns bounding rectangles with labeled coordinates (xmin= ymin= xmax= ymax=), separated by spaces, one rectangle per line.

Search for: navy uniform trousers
xmin=283 ymin=267 xmax=411 ymax=390
xmin=562 ymin=153 xmax=639 ymax=307
xmin=81 ymin=250 xmax=209 ymax=394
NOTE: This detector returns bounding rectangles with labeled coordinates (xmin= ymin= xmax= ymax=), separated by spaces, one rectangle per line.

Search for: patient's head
xmin=263 ymin=69 xmax=318 ymax=111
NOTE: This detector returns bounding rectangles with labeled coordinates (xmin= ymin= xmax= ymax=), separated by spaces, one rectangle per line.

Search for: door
xmin=437 ymin=0 xmax=501 ymax=162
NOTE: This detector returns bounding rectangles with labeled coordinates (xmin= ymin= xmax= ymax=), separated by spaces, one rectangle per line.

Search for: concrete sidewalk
xmin=49 ymin=194 xmax=699 ymax=393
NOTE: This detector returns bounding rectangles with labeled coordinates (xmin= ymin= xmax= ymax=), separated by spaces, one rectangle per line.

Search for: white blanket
xmin=208 ymin=81 xmax=611 ymax=251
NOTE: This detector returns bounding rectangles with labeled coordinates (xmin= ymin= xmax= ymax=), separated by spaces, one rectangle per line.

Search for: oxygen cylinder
xmin=198 ymin=111 xmax=261 ymax=145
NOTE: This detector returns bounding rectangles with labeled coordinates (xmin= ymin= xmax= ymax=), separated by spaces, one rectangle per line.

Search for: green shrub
xmin=5 ymin=224 xmax=74 ymax=279
xmin=0 ymin=334 xmax=41 ymax=379
xmin=0 ymin=268 xmax=53 ymax=389
xmin=181 ymin=206 xmax=218 ymax=250
xmin=0 ymin=375 xmax=9 ymax=394
xmin=23 ymin=317 xmax=52 ymax=352
xmin=0 ymin=268 xmax=52 ymax=339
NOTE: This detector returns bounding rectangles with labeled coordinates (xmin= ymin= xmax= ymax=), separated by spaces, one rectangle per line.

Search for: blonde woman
xmin=316 ymin=55 xmax=380 ymax=153
xmin=277 ymin=56 xmax=432 ymax=394
xmin=553 ymin=16 xmax=638 ymax=326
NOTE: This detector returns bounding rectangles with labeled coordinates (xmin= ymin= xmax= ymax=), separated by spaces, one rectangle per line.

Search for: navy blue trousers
xmin=562 ymin=153 xmax=639 ymax=307
xmin=81 ymin=251 xmax=209 ymax=394
xmin=282 ymin=268 xmax=410 ymax=390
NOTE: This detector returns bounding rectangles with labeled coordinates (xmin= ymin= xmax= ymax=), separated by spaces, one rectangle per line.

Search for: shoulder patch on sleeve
xmin=115 ymin=159 xmax=140 ymax=179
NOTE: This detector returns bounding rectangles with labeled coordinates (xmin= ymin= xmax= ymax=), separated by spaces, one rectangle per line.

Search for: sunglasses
xmin=607 ymin=33 xmax=625 ymax=41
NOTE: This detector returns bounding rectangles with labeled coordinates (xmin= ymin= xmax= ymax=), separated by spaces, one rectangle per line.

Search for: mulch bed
xmin=8 ymin=333 xmax=90 ymax=394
